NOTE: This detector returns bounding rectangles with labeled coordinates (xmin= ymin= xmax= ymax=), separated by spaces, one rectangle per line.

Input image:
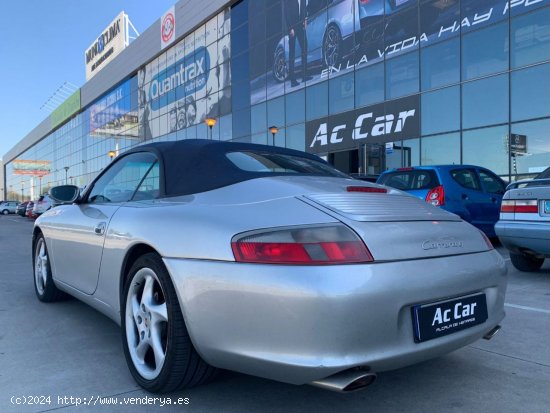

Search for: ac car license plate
xmin=412 ymin=293 xmax=488 ymax=342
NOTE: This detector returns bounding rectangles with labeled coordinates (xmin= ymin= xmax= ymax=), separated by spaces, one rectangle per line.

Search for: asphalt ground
xmin=1 ymin=215 xmax=549 ymax=413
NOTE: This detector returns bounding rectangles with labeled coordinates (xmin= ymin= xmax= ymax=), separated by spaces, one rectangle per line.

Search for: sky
xmin=0 ymin=0 xmax=177 ymax=160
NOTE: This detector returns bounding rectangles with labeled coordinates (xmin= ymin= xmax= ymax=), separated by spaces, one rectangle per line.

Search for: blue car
xmin=377 ymin=165 xmax=507 ymax=237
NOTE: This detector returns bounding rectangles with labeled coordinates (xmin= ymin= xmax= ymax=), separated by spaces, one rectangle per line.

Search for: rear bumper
xmin=495 ymin=220 xmax=550 ymax=256
xmin=164 ymin=250 xmax=507 ymax=385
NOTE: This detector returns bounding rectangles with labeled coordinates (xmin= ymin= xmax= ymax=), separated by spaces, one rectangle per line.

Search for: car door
xmin=47 ymin=152 xmax=158 ymax=295
xmin=449 ymin=168 xmax=485 ymax=226
xmin=477 ymin=168 xmax=506 ymax=233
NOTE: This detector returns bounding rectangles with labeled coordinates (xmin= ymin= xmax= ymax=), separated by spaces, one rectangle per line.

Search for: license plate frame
xmin=412 ymin=293 xmax=488 ymax=343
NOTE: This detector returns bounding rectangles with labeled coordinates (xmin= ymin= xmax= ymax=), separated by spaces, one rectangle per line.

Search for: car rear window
xmin=226 ymin=151 xmax=348 ymax=178
xmin=378 ymin=170 xmax=440 ymax=190
xmin=535 ymin=167 xmax=550 ymax=179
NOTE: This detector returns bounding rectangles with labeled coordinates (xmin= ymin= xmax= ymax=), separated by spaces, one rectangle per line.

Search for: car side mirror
xmin=49 ymin=185 xmax=81 ymax=204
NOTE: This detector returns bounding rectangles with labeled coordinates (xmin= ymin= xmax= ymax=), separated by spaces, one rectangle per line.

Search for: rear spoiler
xmin=507 ymin=178 xmax=550 ymax=190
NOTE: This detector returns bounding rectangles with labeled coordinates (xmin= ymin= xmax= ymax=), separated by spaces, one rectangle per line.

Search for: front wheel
xmin=121 ymin=253 xmax=217 ymax=393
xmin=272 ymin=45 xmax=288 ymax=82
xmin=510 ymin=252 xmax=544 ymax=272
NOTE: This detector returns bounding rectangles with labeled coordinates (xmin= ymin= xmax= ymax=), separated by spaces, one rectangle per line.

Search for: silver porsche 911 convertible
xmin=33 ymin=139 xmax=507 ymax=393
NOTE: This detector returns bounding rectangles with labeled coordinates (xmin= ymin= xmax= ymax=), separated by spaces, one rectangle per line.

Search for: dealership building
xmin=3 ymin=0 xmax=550 ymax=201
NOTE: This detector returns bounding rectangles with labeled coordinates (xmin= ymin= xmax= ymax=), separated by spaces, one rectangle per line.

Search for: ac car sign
xmin=306 ymin=95 xmax=420 ymax=154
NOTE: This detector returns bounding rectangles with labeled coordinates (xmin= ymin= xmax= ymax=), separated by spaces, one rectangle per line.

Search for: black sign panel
xmin=412 ymin=293 xmax=488 ymax=343
xmin=510 ymin=134 xmax=527 ymax=154
xmin=306 ymin=94 xmax=420 ymax=154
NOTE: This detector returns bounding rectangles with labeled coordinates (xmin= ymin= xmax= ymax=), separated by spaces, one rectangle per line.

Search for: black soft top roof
xmin=124 ymin=139 xmax=330 ymax=197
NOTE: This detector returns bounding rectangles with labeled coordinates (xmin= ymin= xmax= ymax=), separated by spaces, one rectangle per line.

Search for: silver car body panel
xmin=36 ymin=175 xmax=507 ymax=384
xmin=164 ymin=250 xmax=506 ymax=384
xmin=496 ymin=184 xmax=550 ymax=257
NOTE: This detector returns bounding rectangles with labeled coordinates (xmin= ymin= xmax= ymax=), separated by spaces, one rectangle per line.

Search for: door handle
xmin=461 ymin=194 xmax=468 ymax=200
xmin=490 ymin=197 xmax=497 ymax=203
xmin=94 ymin=222 xmax=106 ymax=236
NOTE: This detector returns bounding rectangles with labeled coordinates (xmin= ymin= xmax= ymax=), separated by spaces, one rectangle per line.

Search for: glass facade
xmin=4 ymin=0 xmax=550 ymax=201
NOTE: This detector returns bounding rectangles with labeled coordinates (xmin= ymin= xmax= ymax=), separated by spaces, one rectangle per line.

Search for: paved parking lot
xmin=1 ymin=215 xmax=549 ymax=413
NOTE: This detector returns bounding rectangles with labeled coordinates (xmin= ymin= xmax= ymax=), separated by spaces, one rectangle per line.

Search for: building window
xmin=329 ymin=72 xmax=354 ymax=115
xmin=511 ymin=7 xmax=550 ymax=68
xmin=285 ymin=90 xmax=305 ymax=126
xmin=355 ymin=63 xmax=384 ymax=108
xmin=306 ymin=81 xmax=328 ymax=121
xmin=385 ymin=51 xmax=419 ymax=100
xmin=462 ymin=21 xmax=509 ymax=80
xmin=463 ymin=74 xmax=509 ymax=129
xmin=463 ymin=125 xmax=509 ymax=176
xmin=512 ymin=63 xmax=550 ymax=122
xmin=421 ymin=37 xmax=460 ymax=91
xmin=421 ymin=86 xmax=460 ymax=135
xmin=421 ymin=133 xmax=460 ymax=166
xmin=511 ymin=119 xmax=550 ymax=175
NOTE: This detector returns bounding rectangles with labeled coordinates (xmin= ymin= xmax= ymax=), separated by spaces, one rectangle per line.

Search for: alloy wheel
xmin=125 ymin=268 xmax=169 ymax=380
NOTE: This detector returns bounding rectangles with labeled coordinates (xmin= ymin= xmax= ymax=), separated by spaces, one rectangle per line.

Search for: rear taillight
xmin=479 ymin=230 xmax=494 ymax=250
xmin=425 ymin=185 xmax=445 ymax=206
xmin=500 ymin=200 xmax=538 ymax=213
xmin=231 ymin=225 xmax=374 ymax=265
xmin=347 ymin=186 xmax=387 ymax=193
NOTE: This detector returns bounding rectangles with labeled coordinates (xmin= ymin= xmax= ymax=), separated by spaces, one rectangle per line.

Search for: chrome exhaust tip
xmin=483 ymin=325 xmax=501 ymax=340
xmin=310 ymin=369 xmax=377 ymax=393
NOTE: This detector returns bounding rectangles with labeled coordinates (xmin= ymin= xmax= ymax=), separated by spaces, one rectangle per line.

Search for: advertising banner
xmin=306 ymin=94 xmax=420 ymax=154
xmin=161 ymin=6 xmax=176 ymax=50
xmin=12 ymin=160 xmax=51 ymax=177
xmin=249 ymin=0 xmax=550 ymax=105
xmin=51 ymin=90 xmax=81 ymax=129
xmin=89 ymin=79 xmax=138 ymax=138
xmin=85 ymin=12 xmax=127 ymax=81
xmin=139 ymin=8 xmax=231 ymax=140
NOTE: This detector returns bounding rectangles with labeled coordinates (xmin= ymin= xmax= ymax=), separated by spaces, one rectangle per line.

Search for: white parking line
xmin=505 ymin=303 xmax=550 ymax=315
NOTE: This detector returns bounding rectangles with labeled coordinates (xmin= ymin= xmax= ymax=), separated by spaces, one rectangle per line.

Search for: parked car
xmin=34 ymin=140 xmax=506 ymax=393
xmin=377 ymin=165 xmax=506 ymax=237
xmin=0 ymin=201 xmax=19 ymax=215
xmin=32 ymin=194 xmax=54 ymax=216
xmin=16 ymin=201 xmax=30 ymax=216
xmin=26 ymin=201 xmax=35 ymax=218
xmin=496 ymin=167 xmax=550 ymax=272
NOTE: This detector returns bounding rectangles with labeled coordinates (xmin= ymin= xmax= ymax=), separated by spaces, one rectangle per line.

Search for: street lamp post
xmin=205 ymin=118 xmax=217 ymax=140
xmin=20 ymin=183 xmax=24 ymax=202
xmin=63 ymin=167 xmax=70 ymax=184
xmin=269 ymin=126 xmax=279 ymax=146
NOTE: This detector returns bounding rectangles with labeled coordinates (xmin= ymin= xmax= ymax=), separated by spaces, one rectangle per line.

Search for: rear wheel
xmin=121 ymin=253 xmax=217 ymax=393
xmin=33 ymin=235 xmax=66 ymax=302
xmin=1 ymin=209 xmax=8 ymax=215
xmin=510 ymin=252 xmax=544 ymax=272
xmin=323 ymin=25 xmax=342 ymax=68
